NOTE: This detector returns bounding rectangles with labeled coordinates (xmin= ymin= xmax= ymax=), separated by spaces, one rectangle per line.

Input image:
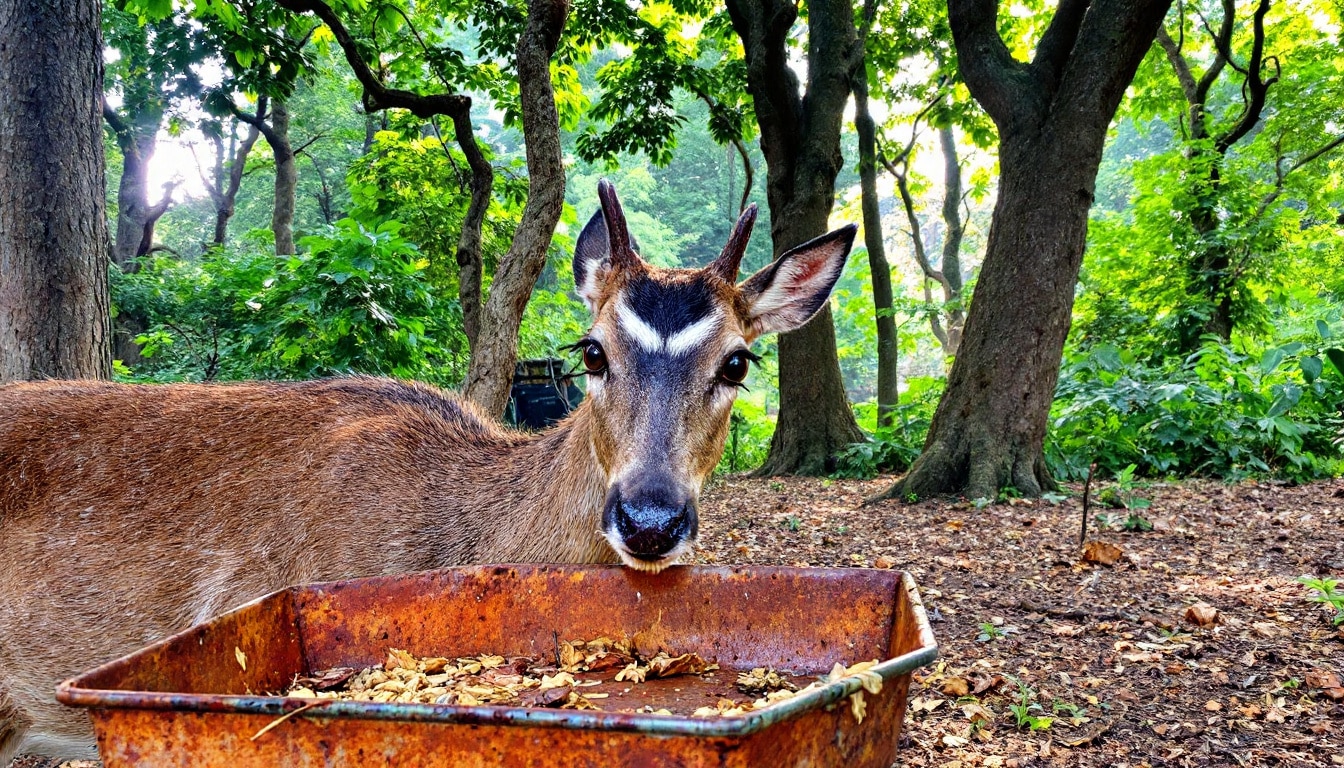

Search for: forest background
xmin=16 ymin=0 xmax=1344 ymax=498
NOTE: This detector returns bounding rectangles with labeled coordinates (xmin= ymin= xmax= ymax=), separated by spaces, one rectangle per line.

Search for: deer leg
xmin=0 ymin=684 xmax=31 ymax=767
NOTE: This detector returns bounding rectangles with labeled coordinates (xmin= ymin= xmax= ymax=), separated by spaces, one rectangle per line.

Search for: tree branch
xmin=274 ymin=0 xmax=471 ymax=119
xmin=1216 ymin=0 xmax=1275 ymax=154
xmin=948 ymin=0 xmax=1039 ymax=129
xmin=1195 ymin=0 xmax=1236 ymax=102
xmin=1029 ymin=0 xmax=1091 ymax=95
xmin=1256 ymin=131 xmax=1344 ymax=218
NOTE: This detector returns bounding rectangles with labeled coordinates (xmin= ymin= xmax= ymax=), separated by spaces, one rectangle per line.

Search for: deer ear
xmin=738 ymin=224 xmax=857 ymax=338
xmin=572 ymin=180 xmax=642 ymax=312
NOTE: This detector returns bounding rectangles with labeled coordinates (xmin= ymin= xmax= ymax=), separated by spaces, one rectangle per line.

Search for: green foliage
xmin=834 ymin=377 xmax=943 ymax=479
xmin=716 ymin=398 xmax=775 ymax=475
xmin=1297 ymin=576 xmax=1344 ymax=626
xmin=114 ymin=219 xmax=468 ymax=385
xmin=1048 ymin=340 xmax=1344 ymax=483
xmin=1006 ymin=677 xmax=1054 ymax=731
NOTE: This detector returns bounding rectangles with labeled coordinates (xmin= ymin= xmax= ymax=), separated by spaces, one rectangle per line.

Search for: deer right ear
xmin=738 ymin=224 xmax=858 ymax=340
xmin=573 ymin=179 xmax=642 ymax=313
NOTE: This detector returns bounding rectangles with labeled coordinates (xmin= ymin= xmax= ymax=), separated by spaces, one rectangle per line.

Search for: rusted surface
xmin=59 ymin=565 xmax=937 ymax=766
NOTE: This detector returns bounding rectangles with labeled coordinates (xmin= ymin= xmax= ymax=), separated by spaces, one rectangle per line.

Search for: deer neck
xmin=469 ymin=400 xmax=616 ymax=565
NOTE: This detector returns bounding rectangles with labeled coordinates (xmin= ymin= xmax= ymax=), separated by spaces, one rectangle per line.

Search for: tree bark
xmin=449 ymin=109 xmax=493 ymax=354
xmin=462 ymin=0 xmax=569 ymax=417
xmin=274 ymin=0 xmax=556 ymax=415
xmin=936 ymin=122 xmax=967 ymax=355
xmin=0 ymin=0 xmax=111 ymax=381
xmin=269 ymin=99 xmax=297 ymax=255
xmin=874 ymin=0 xmax=1172 ymax=501
xmin=852 ymin=43 xmax=899 ymax=428
xmin=208 ymin=112 xmax=263 ymax=247
xmin=726 ymin=0 xmax=864 ymax=475
xmin=104 ymin=100 xmax=171 ymax=366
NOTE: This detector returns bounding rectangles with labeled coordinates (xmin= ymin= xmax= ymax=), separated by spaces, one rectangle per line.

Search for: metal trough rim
xmin=57 ymin=566 xmax=939 ymax=739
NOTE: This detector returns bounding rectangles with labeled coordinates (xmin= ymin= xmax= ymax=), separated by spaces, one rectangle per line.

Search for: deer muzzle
xmin=602 ymin=470 xmax=698 ymax=572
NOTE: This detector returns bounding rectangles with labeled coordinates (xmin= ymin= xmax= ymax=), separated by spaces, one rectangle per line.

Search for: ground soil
xmin=14 ymin=476 xmax=1343 ymax=768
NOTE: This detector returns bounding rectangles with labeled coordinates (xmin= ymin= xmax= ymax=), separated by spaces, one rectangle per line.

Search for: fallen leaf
xmin=1184 ymin=603 xmax=1220 ymax=627
xmin=961 ymin=703 xmax=994 ymax=724
xmin=1304 ymin=669 xmax=1341 ymax=690
xmin=1205 ymin=700 xmax=1222 ymax=711
xmin=874 ymin=555 xmax=896 ymax=569
xmin=647 ymin=652 xmax=715 ymax=678
xmin=942 ymin=734 xmax=970 ymax=748
xmin=293 ymin=667 xmax=356 ymax=691
xmin=1324 ymin=687 xmax=1344 ymax=702
xmin=235 ymin=646 xmax=247 ymax=672
xmin=1082 ymin=540 xmax=1124 ymax=566
xmin=942 ymin=677 xmax=970 ymax=697
xmin=520 ymin=685 xmax=572 ymax=708
xmin=384 ymin=648 xmax=417 ymax=671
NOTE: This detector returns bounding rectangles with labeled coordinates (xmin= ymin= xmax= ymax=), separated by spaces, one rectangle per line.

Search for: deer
xmin=0 ymin=180 xmax=856 ymax=762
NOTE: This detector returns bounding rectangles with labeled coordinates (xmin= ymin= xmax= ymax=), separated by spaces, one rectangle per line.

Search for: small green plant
xmin=1007 ymin=677 xmax=1054 ymax=731
xmin=976 ymin=622 xmax=1005 ymax=642
xmin=1120 ymin=513 xmax=1154 ymax=532
xmin=1298 ymin=575 xmax=1344 ymax=626
xmin=782 ymin=515 xmax=802 ymax=532
xmin=1041 ymin=491 xmax=1069 ymax=505
xmin=1051 ymin=700 xmax=1083 ymax=718
xmin=768 ymin=480 xmax=785 ymax=492
xmin=996 ymin=485 xmax=1022 ymax=503
xmin=904 ymin=491 xmax=919 ymax=504
xmin=971 ymin=496 xmax=993 ymax=510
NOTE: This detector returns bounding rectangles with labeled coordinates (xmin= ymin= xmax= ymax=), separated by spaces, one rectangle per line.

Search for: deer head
xmin=571 ymin=180 xmax=857 ymax=572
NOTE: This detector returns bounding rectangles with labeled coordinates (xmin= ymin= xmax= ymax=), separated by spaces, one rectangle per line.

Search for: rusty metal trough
xmin=58 ymin=564 xmax=937 ymax=767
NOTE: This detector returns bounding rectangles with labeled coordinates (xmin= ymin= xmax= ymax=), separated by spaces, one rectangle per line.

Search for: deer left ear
xmin=738 ymin=224 xmax=858 ymax=339
xmin=573 ymin=179 xmax=643 ymax=313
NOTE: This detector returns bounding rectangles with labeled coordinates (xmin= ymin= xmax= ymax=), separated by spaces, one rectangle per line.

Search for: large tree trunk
xmin=852 ymin=50 xmax=899 ymax=429
xmin=270 ymin=99 xmax=297 ymax=255
xmin=875 ymin=0 xmax=1172 ymax=501
xmin=727 ymin=0 xmax=864 ymax=476
xmin=0 ymin=0 xmax=110 ymax=382
xmin=461 ymin=0 xmax=568 ymax=416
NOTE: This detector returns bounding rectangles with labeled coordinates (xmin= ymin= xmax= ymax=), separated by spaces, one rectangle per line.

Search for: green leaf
xmin=1325 ymin=348 xmax=1344 ymax=379
xmin=1300 ymin=356 xmax=1322 ymax=383
xmin=1316 ymin=320 xmax=1332 ymax=340
xmin=1259 ymin=347 xmax=1285 ymax=374
xmin=1265 ymin=384 xmax=1302 ymax=419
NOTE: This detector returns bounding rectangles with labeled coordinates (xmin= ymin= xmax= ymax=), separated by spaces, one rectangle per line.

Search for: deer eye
xmin=583 ymin=342 xmax=607 ymax=374
xmin=719 ymin=351 xmax=751 ymax=385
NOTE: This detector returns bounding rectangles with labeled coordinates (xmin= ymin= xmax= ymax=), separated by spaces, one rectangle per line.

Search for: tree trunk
xmin=211 ymin=115 xmax=262 ymax=247
xmin=461 ymin=0 xmax=568 ymax=417
xmin=0 ymin=0 xmax=110 ymax=382
xmin=874 ymin=0 xmax=1172 ymax=501
xmin=727 ymin=0 xmax=864 ymax=476
xmin=937 ymin=122 xmax=967 ymax=355
xmin=270 ymin=99 xmax=297 ymax=255
xmin=450 ymin=108 xmax=493 ymax=354
xmin=853 ymin=57 xmax=899 ymax=429
xmin=105 ymin=103 xmax=173 ymax=366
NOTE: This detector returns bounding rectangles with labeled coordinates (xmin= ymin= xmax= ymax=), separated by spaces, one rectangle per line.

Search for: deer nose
xmin=605 ymin=479 xmax=698 ymax=561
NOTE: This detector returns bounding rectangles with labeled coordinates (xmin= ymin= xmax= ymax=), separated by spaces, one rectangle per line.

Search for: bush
xmin=1048 ymin=339 xmax=1344 ymax=482
xmin=833 ymin=376 xmax=943 ymax=479
xmin=114 ymin=218 xmax=469 ymax=386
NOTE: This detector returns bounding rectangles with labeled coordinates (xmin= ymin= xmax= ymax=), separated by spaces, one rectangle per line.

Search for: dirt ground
xmin=14 ymin=476 xmax=1343 ymax=768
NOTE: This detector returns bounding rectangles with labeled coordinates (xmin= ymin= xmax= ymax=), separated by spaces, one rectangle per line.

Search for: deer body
xmin=0 ymin=376 xmax=613 ymax=758
xmin=0 ymin=181 xmax=855 ymax=761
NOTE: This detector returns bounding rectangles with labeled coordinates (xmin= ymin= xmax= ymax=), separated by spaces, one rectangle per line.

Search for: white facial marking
xmin=615 ymin=299 xmax=663 ymax=353
xmin=665 ymin=311 xmax=722 ymax=357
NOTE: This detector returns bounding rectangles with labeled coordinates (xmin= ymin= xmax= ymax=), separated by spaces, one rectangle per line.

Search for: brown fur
xmin=0 ymin=377 xmax=616 ymax=760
